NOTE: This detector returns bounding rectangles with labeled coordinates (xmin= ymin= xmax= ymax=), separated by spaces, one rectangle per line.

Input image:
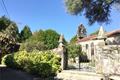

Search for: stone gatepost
xmin=58 ymin=34 xmax=68 ymax=70
xmin=61 ymin=46 xmax=68 ymax=70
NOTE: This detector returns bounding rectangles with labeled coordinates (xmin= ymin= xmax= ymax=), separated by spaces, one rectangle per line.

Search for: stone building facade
xmin=77 ymin=26 xmax=120 ymax=60
xmin=77 ymin=26 xmax=120 ymax=75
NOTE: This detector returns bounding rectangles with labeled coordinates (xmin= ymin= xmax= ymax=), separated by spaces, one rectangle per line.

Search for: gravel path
xmin=57 ymin=70 xmax=103 ymax=80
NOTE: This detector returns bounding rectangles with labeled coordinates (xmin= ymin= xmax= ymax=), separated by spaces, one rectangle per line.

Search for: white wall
xmin=78 ymin=39 xmax=105 ymax=60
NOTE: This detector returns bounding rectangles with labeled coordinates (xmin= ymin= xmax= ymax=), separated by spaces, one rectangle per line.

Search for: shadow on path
xmin=0 ymin=66 xmax=34 ymax=80
xmin=0 ymin=66 xmax=61 ymax=80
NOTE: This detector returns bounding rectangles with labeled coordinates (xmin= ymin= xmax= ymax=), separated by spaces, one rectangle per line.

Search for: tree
xmin=28 ymin=29 xmax=45 ymax=43
xmin=43 ymin=29 xmax=60 ymax=49
xmin=20 ymin=30 xmax=46 ymax=52
xmin=90 ymin=30 xmax=99 ymax=36
xmin=67 ymin=44 xmax=82 ymax=61
xmin=20 ymin=29 xmax=65 ymax=52
xmin=64 ymin=0 xmax=120 ymax=25
xmin=0 ymin=16 xmax=20 ymax=62
xmin=70 ymin=35 xmax=77 ymax=44
xmin=20 ymin=25 xmax=32 ymax=42
xmin=20 ymin=41 xmax=47 ymax=52
xmin=0 ymin=16 xmax=20 ymax=41
xmin=0 ymin=16 xmax=11 ymax=31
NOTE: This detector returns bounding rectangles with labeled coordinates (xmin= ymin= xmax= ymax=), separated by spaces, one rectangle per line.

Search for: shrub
xmin=1 ymin=54 xmax=16 ymax=68
xmin=2 ymin=50 xmax=61 ymax=78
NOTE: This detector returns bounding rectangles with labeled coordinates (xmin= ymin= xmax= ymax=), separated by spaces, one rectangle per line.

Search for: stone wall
xmin=95 ymin=45 xmax=120 ymax=75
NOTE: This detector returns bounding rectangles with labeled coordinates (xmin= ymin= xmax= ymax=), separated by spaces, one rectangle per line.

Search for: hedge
xmin=2 ymin=50 xmax=61 ymax=78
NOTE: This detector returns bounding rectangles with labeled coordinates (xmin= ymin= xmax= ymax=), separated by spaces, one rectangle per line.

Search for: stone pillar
xmin=61 ymin=47 xmax=68 ymax=70
xmin=58 ymin=34 xmax=68 ymax=70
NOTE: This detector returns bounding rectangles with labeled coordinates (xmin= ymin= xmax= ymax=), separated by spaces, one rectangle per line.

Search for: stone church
xmin=77 ymin=26 xmax=120 ymax=60
xmin=77 ymin=25 xmax=120 ymax=74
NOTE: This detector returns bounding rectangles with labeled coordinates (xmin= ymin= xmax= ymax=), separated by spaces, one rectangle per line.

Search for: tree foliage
xmin=20 ymin=41 xmax=47 ymax=52
xmin=0 ymin=16 xmax=20 ymax=41
xmin=65 ymin=0 xmax=120 ymax=25
xmin=90 ymin=30 xmax=99 ymax=36
xmin=0 ymin=16 xmax=20 ymax=62
xmin=21 ymin=29 xmax=64 ymax=52
xmin=28 ymin=29 xmax=45 ymax=43
xmin=43 ymin=29 xmax=60 ymax=49
xmin=70 ymin=35 xmax=77 ymax=44
xmin=0 ymin=16 xmax=12 ymax=31
xmin=20 ymin=25 xmax=32 ymax=42
xmin=67 ymin=44 xmax=82 ymax=59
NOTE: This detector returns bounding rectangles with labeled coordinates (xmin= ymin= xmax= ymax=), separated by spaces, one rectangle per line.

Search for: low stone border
xmin=57 ymin=70 xmax=120 ymax=80
xmin=0 ymin=64 xmax=6 ymax=67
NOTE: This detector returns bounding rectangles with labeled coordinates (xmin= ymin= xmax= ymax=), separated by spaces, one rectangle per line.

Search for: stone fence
xmin=95 ymin=45 xmax=120 ymax=75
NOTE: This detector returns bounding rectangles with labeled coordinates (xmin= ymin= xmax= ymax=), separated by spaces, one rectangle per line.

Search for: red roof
xmin=77 ymin=29 xmax=120 ymax=43
xmin=106 ymin=29 xmax=120 ymax=37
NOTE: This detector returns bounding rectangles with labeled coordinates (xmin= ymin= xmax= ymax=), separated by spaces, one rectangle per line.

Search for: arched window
xmin=91 ymin=43 xmax=94 ymax=56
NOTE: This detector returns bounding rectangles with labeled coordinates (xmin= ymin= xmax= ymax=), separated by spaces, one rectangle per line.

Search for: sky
xmin=0 ymin=0 xmax=120 ymax=41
